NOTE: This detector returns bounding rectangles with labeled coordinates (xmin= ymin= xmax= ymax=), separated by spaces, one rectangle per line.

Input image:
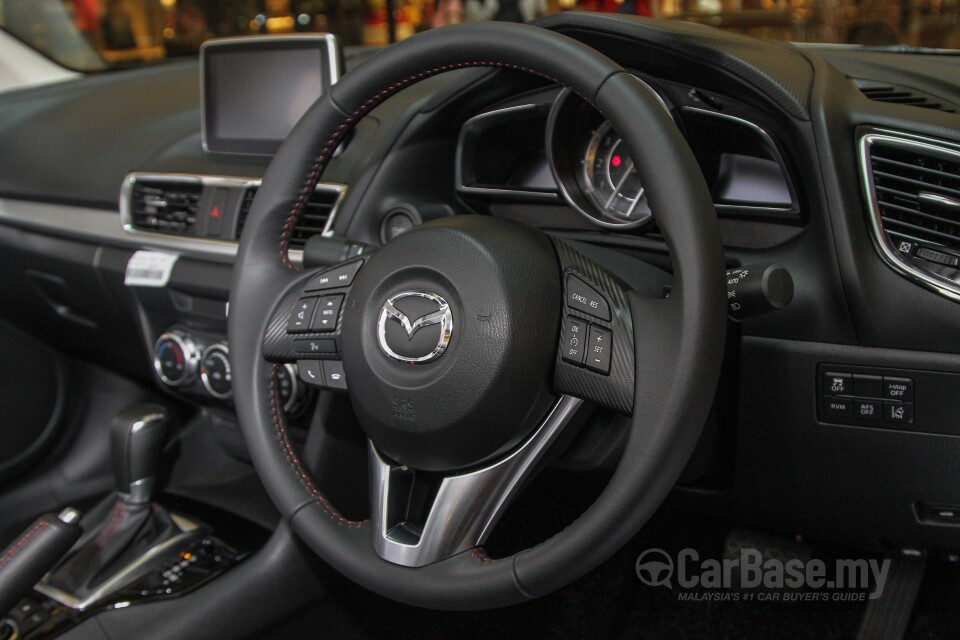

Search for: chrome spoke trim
xmin=369 ymin=395 xmax=584 ymax=568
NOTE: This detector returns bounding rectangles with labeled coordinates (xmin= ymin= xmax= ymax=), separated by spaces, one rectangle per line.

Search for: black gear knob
xmin=110 ymin=404 xmax=168 ymax=503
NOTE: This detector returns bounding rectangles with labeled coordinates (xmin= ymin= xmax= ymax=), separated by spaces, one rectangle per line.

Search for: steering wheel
xmin=229 ymin=22 xmax=726 ymax=610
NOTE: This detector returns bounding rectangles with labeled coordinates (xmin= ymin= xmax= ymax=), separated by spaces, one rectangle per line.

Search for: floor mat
xmin=256 ymin=506 xmax=873 ymax=640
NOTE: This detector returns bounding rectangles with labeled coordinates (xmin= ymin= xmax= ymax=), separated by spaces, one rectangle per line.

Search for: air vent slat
xmin=873 ymin=156 xmax=960 ymax=182
xmin=875 ymin=185 xmax=918 ymax=202
xmin=872 ymin=169 xmax=960 ymax=194
xmin=881 ymin=217 xmax=960 ymax=245
xmin=129 ymin=179 xmax=202 ymax=236
xmin=235 ymin=185 xmax=341 ymax=248
xmin=855 ymin=79 xmax=958 ymax=113
xmin=879 ymin=201 xmax=960 ymax=230
xmin=867 ymin=136 xmax=960 ymax=256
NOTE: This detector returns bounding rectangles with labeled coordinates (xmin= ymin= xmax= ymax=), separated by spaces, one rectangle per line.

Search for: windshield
xmin=1 ymin=0 xmax=955 ymax=73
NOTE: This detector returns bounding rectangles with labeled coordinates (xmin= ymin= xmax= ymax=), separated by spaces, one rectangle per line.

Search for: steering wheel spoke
xmin=369 ymin=395 xmax=583 ymax=568
xmin=551 ymin=238 xmax=637 ymax=415
xmin=261 ymin=257 xmax=367 ymax=389
xmin=231 ymin=22 xmax=727 ymax=609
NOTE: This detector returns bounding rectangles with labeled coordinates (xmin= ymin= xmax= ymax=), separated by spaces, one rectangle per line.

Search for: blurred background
xmin=1 ymin=0 xmax=958 ymax=72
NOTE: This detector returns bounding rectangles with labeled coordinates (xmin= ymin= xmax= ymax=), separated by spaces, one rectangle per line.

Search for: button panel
xmin=323 ymin=360 xmax=347 ymax=390
xmin=560 ymin=316 xmax=612 ymax=376
xmin=561 ymin=316 xmax=587 ymax=365
xmin=824 ymin=397 xmax=851 ymax=417
xmin=565 ymin=275 xmax=611 ymax=321
xmin=884 ymin=401 xmax=913 ymax=424
xmin=824 ymin=372 xmax=851 ymax=396
xmin=883 ymin=377 xmax=913 ymax=402
xmin=584 ymin=325 xmax=612 ymax=374
xmin=287 ymin=297 xmax=319 ymax=333
xmin=310 ymin=295 xmax=343 ymax=332
xmin=818 ymin=364 xmax=914 ymax=428
xmin=853 ymin=374 xmax=883 ymax=399
xmin=560 ymin=274 xmax=615 ymax=376
xmin=294 ymin=338 xmax=336 ymax=357
xmin=304 ymin=259 xmax=364 ymax=292
xmin=299 ymin=359 xmax=347 ymax=391
xmin=852 ymin=399 xmax=881 ymax=421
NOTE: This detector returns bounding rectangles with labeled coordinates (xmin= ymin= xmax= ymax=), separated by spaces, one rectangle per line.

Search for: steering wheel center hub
xmin=340 ymin=216 xmax=561 ymax=472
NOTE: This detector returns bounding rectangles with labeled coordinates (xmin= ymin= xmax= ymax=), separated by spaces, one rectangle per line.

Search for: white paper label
xmin=124 ymin=250 xmax=179 ymax=287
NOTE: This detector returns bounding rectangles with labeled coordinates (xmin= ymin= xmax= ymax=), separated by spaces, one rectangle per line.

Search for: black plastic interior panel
xmin=701 ymin=336 xmax=960 ymax=549
xmin=0 ymin=227 xmax=148 ymax=381
xmin=0 ymin=63 xmax=201 ymax=209
xmin=0 ymin=322 xmax=66 ymax=485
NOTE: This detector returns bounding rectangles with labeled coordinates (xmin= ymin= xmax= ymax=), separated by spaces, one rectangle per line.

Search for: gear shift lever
xmin=41 ymin=404 xmax=184 ymax=608
xmin=110 ymin=405 xmax=168 ymax=503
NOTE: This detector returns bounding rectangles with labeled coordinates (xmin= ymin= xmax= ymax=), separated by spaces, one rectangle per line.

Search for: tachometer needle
xmin=624 ymin=186 xmax=646 ymax=218
xmin=604 ymin=158 xmax=636 ymax=209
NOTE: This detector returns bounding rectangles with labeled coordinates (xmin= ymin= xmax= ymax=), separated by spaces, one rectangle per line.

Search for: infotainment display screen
xmin=201 ymin=35 xmax=342 ymax=156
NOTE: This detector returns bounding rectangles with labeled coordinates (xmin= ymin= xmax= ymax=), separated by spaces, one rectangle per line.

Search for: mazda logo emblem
xmin=377 ymin=292 xmax=453 ymax=364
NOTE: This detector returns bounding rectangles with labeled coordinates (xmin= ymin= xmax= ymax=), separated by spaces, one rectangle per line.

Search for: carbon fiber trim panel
xmin=551 ymin=238 xmax=635 ymax=414
xmin=261 ymin=271 xmax=347 ymax=362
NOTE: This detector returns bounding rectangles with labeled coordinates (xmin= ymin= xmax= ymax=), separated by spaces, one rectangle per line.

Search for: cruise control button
xmin=585 ymin=324 xmax=612 ymax=374
xmin=310 ymin=295 xmax=343 ymax=332
xmin=824 ymin=396 xmax=851 ymax=417
xmin=566 ymin=275 xmax=611 ymax=321
xmin=323 ymin=360 xmax=347 ymax=391
xmin=824 ymin=372 xmax=851 ymax=396
xmin=884 ymin=402 xmax=914 ymax=425
xmin=883 ymin=377 xmax=914 ymax=402
xmin=853 ymin=400 xmax=881 ymax=421
xmin=561 ymin=316 xmax=587 ymax=365
xmin=298 ymin=360 xmax=323 ymax=386
xmin=304 ymin=259 xmax=364 ymax=292
xmin=287 ymin=297 xmax=318 ymax=333
xmin=293 ymin=338 xmax=336 ymax=357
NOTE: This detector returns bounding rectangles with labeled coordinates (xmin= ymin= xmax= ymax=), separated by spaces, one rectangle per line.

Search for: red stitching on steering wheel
xmin=269 ymin=364 xmax=365 ymax=527
xmin=270 ymin=59 xmax=594 ymax=540
xmin=278 ymin=60 xmax=584 ymax=270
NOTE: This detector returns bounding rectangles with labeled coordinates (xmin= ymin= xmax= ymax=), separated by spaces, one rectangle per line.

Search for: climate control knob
xmin=200 ymin=343 xmax=232 ymax=399
xmin=153 ymin=331 xmax=200 ymax=387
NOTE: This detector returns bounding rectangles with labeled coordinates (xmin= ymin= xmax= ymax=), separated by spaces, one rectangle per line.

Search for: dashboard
xmin=3 ymin=13 xmax=960 ymax=557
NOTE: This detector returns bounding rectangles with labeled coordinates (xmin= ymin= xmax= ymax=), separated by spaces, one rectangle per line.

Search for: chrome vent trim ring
xmin=120 ymin=172 xmax=347 ymax=263
xmin=858 ymin=128 xmax=960 ymax=302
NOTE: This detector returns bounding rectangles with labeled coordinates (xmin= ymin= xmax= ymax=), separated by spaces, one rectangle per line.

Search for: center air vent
xmin=128 ymin=180 xmax=201 ymax=235
xmin=854 ymin=80 xmax=958 ymax=113
xmin=860 ymin=130 xmax=960 ymax=300
xmin=236 ymin=184 xmax=342 ymax=248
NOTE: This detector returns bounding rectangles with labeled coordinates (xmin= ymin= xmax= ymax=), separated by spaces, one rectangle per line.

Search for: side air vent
xmin=236 ymin=186 xmax=257 ymax=238
xmin=236 ymin=185 xmax=342 ymax=248
xmin=129 ymin=180 xmax=201 ymax=235
xmin=854 ymin=80 xmax=958 ymax=113
xmin=860 ymin=129 xmax=960 ymax=300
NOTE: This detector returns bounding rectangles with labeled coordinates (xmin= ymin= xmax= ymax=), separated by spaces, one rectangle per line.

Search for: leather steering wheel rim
xmin=229 ymin=21 xmax=727 ymax=610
